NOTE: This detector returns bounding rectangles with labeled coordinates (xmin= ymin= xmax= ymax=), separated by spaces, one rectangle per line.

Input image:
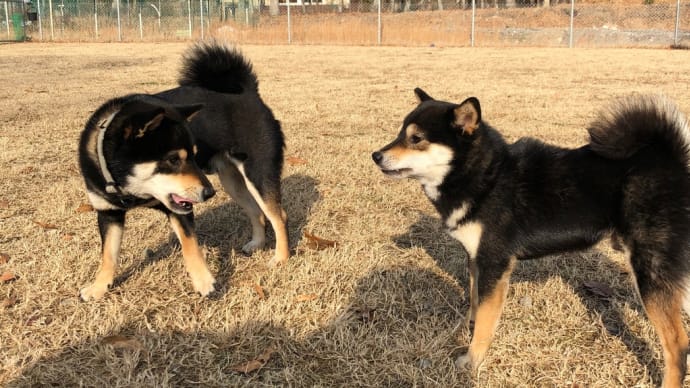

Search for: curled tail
xmin=178 ymin=41 xmax=258 ymax=94
xmin=588 ymin=94 xmax=690 ymax=166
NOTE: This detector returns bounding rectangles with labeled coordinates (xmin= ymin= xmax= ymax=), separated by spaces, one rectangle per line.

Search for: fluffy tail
xmin=588 ymin=94 xmax=690 ymax=165
xmin=178 ymin=41 xmax=258 ymax=94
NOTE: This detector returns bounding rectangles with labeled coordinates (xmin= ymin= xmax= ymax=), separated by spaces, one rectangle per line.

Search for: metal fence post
xmin=200 ymin=0 xmax=204 ymax=40
xmin=471 ymin=0 xmax=475 ymax=47
xmin=37 ymin=0 xmax=42 ymax=40
xmin=187 ymin=0 xmax=192 ymax=38
xmin=48 ymin=0 xmax=53 ymax=40
xmin=377 ymin=0 xmax=381 ymax=45
xmin=116 ymin=0 xmax=121 ymax=41
xmin=93 ymin=0 xmax=98 ymax=39
xmin=138 ymin=5 xmax=143 ymax=39
xmin=569 ymin=0 xmax=574 ymax=48
xmin=674 ymin=0 xmax=681 ymax=45
xmin=4 ymin=2 xmax=9 ymax=40
xmin=287 ymin=0 xmax=291 ymax=44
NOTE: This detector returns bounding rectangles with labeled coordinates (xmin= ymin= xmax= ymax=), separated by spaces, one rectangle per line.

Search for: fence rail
xmin=3 ymin=0 xmax=689 ymax=47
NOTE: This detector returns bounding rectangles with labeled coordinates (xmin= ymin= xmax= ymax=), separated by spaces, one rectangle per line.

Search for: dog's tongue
xmin=172 ymin=194 xmax=195 ymax=205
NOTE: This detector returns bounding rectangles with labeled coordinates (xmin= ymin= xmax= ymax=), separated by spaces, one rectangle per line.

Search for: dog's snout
xmin=202 ymin=186 xmax=216 ymax=201
xmin=372 ymin=151 xmax=383 ymax=164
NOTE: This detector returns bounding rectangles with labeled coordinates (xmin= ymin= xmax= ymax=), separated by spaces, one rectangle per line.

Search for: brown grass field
xmin=1 ymin=42 xmax=690 ymax=387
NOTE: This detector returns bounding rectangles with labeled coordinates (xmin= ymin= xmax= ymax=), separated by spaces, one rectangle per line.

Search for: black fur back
xmin=178 ymin=42 xmax=258 ymax=94
xmin=588 ymin=95 xmax=690 ymax=165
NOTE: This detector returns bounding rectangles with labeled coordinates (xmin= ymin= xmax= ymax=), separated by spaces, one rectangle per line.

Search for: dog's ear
xmin=117 ymin=101 xmax=167 ymax=140
xmin=414 ymin=88 xmax=434 ymax=103
xmin=452 ymin=97 xmax=481 ymax=135
xmin=174 ymin=104 xmax=204 ymax=122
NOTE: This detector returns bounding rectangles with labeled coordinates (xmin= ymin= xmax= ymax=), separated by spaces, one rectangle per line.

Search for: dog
xmin=79 ymin=42 xmax=288 ymax=301
xmin=373 ymin=88 xmax=690 ymax=387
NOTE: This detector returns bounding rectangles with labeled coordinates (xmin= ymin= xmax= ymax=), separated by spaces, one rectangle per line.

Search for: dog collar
xmin=96 ymin=111 xmax=121 ymax=194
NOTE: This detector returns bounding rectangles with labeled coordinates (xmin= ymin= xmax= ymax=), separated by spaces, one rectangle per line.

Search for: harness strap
xmin=96 ymin=112 xmax=120 ymax=194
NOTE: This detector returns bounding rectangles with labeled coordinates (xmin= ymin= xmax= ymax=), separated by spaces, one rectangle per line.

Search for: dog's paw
xmin=267 ymin=254 xmax=288 ymax=268
xmin=79 ymin=284 xmax=108 ymax=301
xmin=454 ymin=352 xmax=476 ymax=371
xmin=242 ymin=239 xmax=265 ymax=255
xmin=190 ymin=270 xmax=216 ymax=297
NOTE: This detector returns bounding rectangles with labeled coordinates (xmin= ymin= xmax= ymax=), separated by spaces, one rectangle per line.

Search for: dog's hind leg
xmin=80 ymin=210 xmax=125 ymax=301
xmin=630 ymin=254 xmax=689 ymax=388
xmin=226 ymin=158 xmax=289 ymax=267
xmin=217 ymin=161 xmax=267 ymax=255
xmin=167 ymin=211 xmax=216 ymax=297
xmin=456 ymin=256 xmax=516 ymax=372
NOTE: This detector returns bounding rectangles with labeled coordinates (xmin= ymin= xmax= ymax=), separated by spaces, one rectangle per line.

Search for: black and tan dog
xmin=79 ymin=43 xmax=288 ymax=301
xmin=373 ymin=89 xmax=690 ymax=387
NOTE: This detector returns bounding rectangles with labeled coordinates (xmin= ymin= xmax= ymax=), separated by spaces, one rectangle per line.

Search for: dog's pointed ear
xmin=414 ymin=88 xmax=434 ymax=103
xmin=117 ymin=101 xmax=167 ymax=140
xmin=174 ymin=103 xmax=204 ymax=122
xmin=452 ymin=97 xmax=481 ymax=135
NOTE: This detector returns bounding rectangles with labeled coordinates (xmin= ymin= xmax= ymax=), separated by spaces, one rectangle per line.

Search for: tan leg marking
xmin=233 ymin=161 xmax=289 ymax=267
xmin=169 ymin=216 xmax=215 ymax=296
xmin=643 ymin=292 xmax=688 ymax=388
xmin=456 ymin=258 xmax=516 ymax=371
xmin=217 ymin=163 xmax=267 ymax=255
xmin=80 ymin=223 xmax=123 ymax=301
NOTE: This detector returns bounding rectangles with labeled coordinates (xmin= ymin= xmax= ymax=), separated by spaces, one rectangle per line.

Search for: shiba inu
xmin=79 ymin=42 xmax=288 ymax=301
xmin=373 ymin=88 xmax=690 ymax=387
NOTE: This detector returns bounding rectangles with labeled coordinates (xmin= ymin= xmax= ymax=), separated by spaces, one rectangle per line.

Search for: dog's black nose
xmin=372 ymin=151 xmax=383 ymax=164
xmin=202 ymin=187 xmax=216 ymax=201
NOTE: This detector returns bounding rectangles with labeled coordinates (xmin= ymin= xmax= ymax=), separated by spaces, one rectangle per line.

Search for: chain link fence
xmin=7 ymin=0 xmax=690 ymax=47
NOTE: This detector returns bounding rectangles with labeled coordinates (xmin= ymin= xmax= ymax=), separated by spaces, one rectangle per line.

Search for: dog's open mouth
xmin=170 ymin=194 xmax=196 ymax=212
xmin=381 ymin=168 xmax=412 ymax=177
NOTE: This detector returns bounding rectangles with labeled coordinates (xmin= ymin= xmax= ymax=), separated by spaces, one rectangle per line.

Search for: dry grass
xmin=1 ymin=42 xmax=690 ymax=387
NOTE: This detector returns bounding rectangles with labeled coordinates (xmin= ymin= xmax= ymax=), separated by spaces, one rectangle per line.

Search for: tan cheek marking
xmin=178 ymin=149 xmax=188 ymax=161
xmin=386 ymin=144 xmax=416 ymax=160
xmin=170 ymin=173 xmax=204 ymax=187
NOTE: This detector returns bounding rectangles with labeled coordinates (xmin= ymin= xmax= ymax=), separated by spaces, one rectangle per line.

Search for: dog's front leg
xmin=466 ymin=257 xmax=479 ymax=331
xmin=80 ymin=210 xmax=126 ymax=301
xmin=456 ymin=255 xmax=516 ymax=372
xmin=167 ymin=211 xmax=216 ymax=297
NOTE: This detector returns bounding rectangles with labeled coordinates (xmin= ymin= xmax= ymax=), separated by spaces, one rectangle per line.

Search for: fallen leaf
xmin=286 ymin=156 xmax=308 ymax=166
xmin=0 ymin=253 xmax=8 ymax=265
xmin=0 ymin=200 xmax=8 ymax=209
xmin=76 ymin=203 xmax=94 ymax=213
xmin=102 ymin=335 xmax=144 ymax=351
xmin=230 ymin=347 xmax=275 ymax=374
xmin=583 ymin=280 xmax=613 ymax=298
xmin=304 ymin=232 xmax=337 ymax=251
xmin=252 ymin=283 xmax=265 ymax=300
xmin=295 ymin=293 xmax=318 ymax=303
xmin=33 ymin=220 xmax=58 ymax=230
xmin=1 ymin=296 xmax=18 ymax=309
xmin=0 ymin=271 xmax=17 ymax=283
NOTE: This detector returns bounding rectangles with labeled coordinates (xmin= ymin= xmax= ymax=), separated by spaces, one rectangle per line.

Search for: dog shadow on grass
xmin=112 ymin=173 xmax=320 ymax=298
xmin=393 ymin=213 xmax=663 ymax=386
xmin=12 ymin=264 xmax=475 ymax=386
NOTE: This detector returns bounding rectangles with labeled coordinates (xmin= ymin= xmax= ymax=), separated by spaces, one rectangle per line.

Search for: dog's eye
xmin=167 ymin=155 xmax=182 ymax=166
xmin=410 ymin=134 xmax=423 ymax=144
